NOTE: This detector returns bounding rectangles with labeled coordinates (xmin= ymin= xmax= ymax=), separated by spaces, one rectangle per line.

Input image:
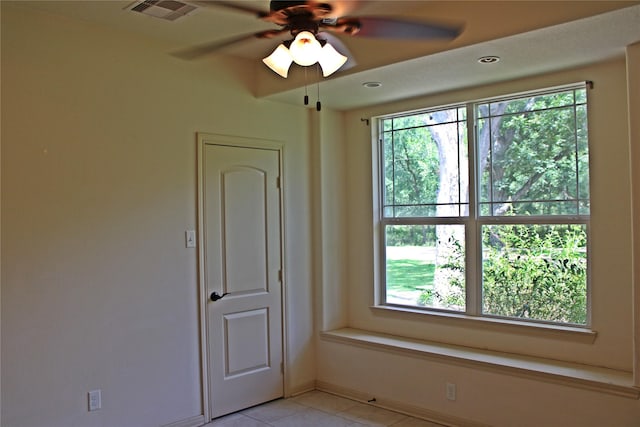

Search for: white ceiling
xmin=9 ymin=0 xmax=640 ymax=110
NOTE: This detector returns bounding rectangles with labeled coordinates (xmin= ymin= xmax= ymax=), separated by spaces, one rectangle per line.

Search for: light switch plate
xmin=185 ymin=230 xmax=196 ymax=248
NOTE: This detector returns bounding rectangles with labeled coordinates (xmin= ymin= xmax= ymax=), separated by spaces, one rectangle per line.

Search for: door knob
xmin=210 ymin=291 xmax=229 ymax=302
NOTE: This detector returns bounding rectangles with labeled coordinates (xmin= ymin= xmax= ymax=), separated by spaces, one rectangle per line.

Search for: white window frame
xmin=373 ymin=83 xmax=591 ymax=328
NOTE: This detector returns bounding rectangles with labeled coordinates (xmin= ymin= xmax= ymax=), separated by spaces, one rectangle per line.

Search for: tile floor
xmin=203 ymin=390 xmax=446 ymax=427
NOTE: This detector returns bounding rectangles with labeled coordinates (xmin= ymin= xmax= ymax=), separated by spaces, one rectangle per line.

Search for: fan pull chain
xmin=303 ymin=67 xmax=309 ymax=105
xmin=316 ymin=64 xmax=321 ymax=111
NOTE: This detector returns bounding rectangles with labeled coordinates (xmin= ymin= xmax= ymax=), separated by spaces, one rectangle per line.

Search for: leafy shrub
xmin=482 ymin=224 xmax=587 ymax=324
xmin=422 ymin=224 xmax=587 ymax=324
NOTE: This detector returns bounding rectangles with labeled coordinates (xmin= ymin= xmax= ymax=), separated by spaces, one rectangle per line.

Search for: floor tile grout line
xmin=206 ymin=390 xmax=447 ymax=427
xmin=294 ymin=393 xmax=410 ymax=426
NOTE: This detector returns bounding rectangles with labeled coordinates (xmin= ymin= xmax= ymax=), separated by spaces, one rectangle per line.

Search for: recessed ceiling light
xmin=363 ymin=81 xmax=382 ymax=88
xmin=478 ymin=56 xmax=500 ymax=64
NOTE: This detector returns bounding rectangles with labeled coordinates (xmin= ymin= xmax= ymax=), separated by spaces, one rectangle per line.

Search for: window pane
xmin=382 ymin=107 xmax=468 ymax=218
xmin=478 ymin=90 xmax=581 ymax=118
xmin=393 ymin=113 xmax=431 ymax=129
xmin=481 ymin=224 xmax=587 ymax=324
xmin=477 ymin=89 xmax=588 ymax=217
xmin=383 ymin=131 xmax=395 ymax=210
xmin=388 ymin=126 xmax=438 ymax=211
xmin=385 ymin=224 xmax=465 ymax=311
xmin=576 ymin=104 xmax=590 ymax=214
xmin=481 ymin=200 xmax=582 ymax=216
xmin=393 ymin=205 xmax=437 ymax=217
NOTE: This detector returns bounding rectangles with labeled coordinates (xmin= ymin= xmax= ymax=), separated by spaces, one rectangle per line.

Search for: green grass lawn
xmin=386 ymin=259 xmax=435 ymax=292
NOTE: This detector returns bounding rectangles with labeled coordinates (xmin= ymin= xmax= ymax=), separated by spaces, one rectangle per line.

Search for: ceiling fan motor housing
xmin=270 ymin=1 xmax=331 ymax=13
xmin=268 ymin=0 xmax=333 ymax=31
xmin=265 ymin=2 xmax=330 ymax=37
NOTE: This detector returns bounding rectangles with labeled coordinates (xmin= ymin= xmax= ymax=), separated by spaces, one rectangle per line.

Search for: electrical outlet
xmin=88 ymin=389 xmax=101 ymax=411
xmin=446 ymin=382 xmax=456 ymax=401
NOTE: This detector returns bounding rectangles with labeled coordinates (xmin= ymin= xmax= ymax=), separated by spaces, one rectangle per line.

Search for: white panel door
xmin=202 ymin=143 xmax=283 ymax=420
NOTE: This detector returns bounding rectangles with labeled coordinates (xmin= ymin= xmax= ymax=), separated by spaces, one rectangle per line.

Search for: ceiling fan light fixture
xmin=289 ymin=31 xmax=322 ymax=66
xmin=263 ymin=44 xmax=293 ymax=78
xmin=317 ymin=43 xmax=348 ymax=77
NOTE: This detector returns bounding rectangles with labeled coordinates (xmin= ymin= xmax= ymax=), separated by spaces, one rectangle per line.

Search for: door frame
xmin=196 ymin=132 xmax=288 ymax=421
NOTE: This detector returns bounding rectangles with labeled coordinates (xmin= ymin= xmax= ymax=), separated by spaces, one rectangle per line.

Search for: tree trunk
xmin=426 ymin=110 xmax=467 ymax=308
xmin=426 ymin=104 xmax=506 ymax=307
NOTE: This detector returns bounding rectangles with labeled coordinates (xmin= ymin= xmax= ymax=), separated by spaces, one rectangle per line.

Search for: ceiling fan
xmin=177 ymin=0 xmax=464 ymax=78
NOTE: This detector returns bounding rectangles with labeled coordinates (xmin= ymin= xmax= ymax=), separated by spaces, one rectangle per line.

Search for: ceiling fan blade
xmin=172 ymin=29 xmax=287 ymax=60
xmin=317 ymin=32 xmax=357 ymax=71
xmin=335 ymin=16 xmax=463 ymax=40
xmin=188 ymin=0 xmax=269 ymax=18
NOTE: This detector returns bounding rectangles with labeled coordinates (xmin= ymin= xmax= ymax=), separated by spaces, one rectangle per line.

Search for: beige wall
xmin=315 ymin=59 xmax=640 ymax=425
xmin=313 ymin=110 xmax=349 ymax=332
xmin=627 ymin=41 xmax=640 ymax=387
xmin=3 ymin=2 xmax=640 ymax=427
xmin=0 ymin=3 xmax=3 ymax=422
xmin=1 ymin=4 xmax=315 ymax=427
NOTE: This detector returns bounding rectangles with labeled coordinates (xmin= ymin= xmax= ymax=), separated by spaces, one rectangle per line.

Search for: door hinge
xmin=281 ymin=362 xmax=284 ymax=374
xmin=278 ymin=270 xmax=283 ymax=282
xmin=276 ymin=177 xmax=281 ymax=189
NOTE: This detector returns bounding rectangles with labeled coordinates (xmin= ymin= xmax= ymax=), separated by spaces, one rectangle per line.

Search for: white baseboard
xmin=160 ymin=414 xmax=205 ymax=427
xmin=315 ymin=380 xmax=490 ymax=427
xmin=286 ymin=379 xmax=317 ymax=397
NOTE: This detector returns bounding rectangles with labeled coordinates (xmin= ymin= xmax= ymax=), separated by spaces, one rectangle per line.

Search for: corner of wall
xmin=315 ymin=109 xmax=349 ymax=332
xmin=625 ymin=41 xmax=640 ymax=387
xmin=1 ymin=4 xmax=4 ymax=419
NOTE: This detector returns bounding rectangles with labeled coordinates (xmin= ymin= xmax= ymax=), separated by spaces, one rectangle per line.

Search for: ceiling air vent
xmin=129 ymin=0 xmax=197 ymax=21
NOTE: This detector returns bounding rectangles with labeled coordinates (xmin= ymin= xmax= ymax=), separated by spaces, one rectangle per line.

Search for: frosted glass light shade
xmin=318 ymin=43 xmax=348 ymax=77
xmin=289 ymin=31 xmax=322 ymax=66
xmin=262 ymin=44 xmax=293 ymax=78
xmin=263 ymin=33 xmax=349 ymax=78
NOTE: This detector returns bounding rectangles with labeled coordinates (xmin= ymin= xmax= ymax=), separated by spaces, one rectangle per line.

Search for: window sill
xmin=371 ymin=304 xmax=597 ymax=344
xmin=320 ymin=327 xmax=639 ymax=399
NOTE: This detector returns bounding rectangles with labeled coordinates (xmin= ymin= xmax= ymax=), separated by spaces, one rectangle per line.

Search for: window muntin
xmin=377 ymin=85 xmax=589 ymax=326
